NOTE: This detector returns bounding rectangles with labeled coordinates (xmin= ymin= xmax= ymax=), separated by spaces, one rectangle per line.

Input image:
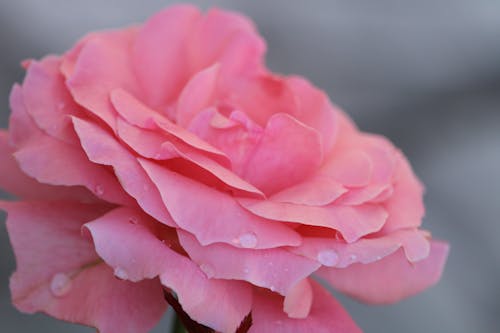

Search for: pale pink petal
xmin=21 ymin=56 xmax=83 ymax=144
xmin=283 ymin=278 xmax=313 ymax=319
xmin=239 ymin=199 xmax=387 ymax=243
xmin=13 ymin=131 xmax=132 ymax=206
xmin=65 ymin=28 xmax=140 ymax=129
xmin=328 ymin=150 xmax=373 ymax=187
xmin=286 ymin=76 xmax=338 ymax=154
xmin=241 ymin=113 xmax=323 ymax=194
xmin=82 ymin=205 xmax=252 ymax=333
xmin=270 ymin=175 xmax=347 ymax=206
xmin=116 ymin=118 xmax=263 ymax=197
xmin=160 ymin=252 xmax=252 ymax=333
xmin=177 ymin=64 xmax=219 ymax=127
xmin=0 ymin=130 xmax=96 ymax=202
xmin=316 ymin=240 xmax=449 ymax=304
xmin=249 ymin=280 xmax=362 ymax=333
xmin=72 ymin=117 xmax=175 ymax=227
xmin=178 ymin=231 xmax=319 ymax=295
xmin=110 ymin=88 xmax=229 ymax=164
xmin=188 ymin=8 xmax=263 ymax=73
xmin=133 ymin=5 xmax=201 ymax=108
xmin=8 ymin=84 xmax=45 ymax=148
xmin=0 ymin=200 xmax=166 ymax=333
xmin=139 ymin=158 xmax=302 ymax=249
xmin=290 ymin=229 xmax=430 ymax=268
xmin=381 ymin=152 xmax=425 ymax=232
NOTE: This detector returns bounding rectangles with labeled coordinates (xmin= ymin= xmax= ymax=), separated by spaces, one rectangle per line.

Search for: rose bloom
xmin=0 ymin=5 xmax=448 ymax=333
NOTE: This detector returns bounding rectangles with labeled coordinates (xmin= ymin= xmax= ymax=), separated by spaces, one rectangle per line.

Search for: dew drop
xmin=317 ymin=249 xmax=339 ymax=267
xmin=238 ymin=232 xmax=258 ymax=248
xmin=50 ymin=273 xmax=72 ymax=297
xmin=243 ymin=267 xmax=250 ymax=274
xmin=348 ymin=254 xmax=358 ymax=262
xmin=114 ymin=267 xmax=128 ymax=280
xmin=94 ymin=184 xmax=105 ymax=196
xmin=375 ymin=255 xmax=382 ymax=261
xmin=57 ymin=101 xmax=66 ymax=110
xmin=200 ymin=263 xmax=215 ymax=279
xmin=270 ymin=285 xmax=276 ymax=292
xmin=128 ymin=216 xmax=139 ymax=225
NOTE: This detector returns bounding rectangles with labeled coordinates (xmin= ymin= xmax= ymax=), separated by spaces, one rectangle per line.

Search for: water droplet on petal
xmin=375 ymin=255 xmax=382 ymax=261
xmin=94 ymin=184 xmax=104 ymax=196
xmin=128 ymin=217 xmax=138 ymax=225
xmin=50 ymin=273 xmax=72 ymax=297
xmin=270 ymin=285 xmax=276 ymax=292
xmin=57 ymin=101 xmax=66 ymax=110
xmin=317 ymin=249 xmax=339 ymax=267
xmin=200 ymin=263 xmax=215 ymax=279
xmin=114 ymin=267 xmax=128 ymax=280
xmin=243 ymin=267 xmax=250 ymax=274
xmin=239 ymin=232 xmax=257 ymax=248
xmin=348 ymin=254 xmax=358 ymax=262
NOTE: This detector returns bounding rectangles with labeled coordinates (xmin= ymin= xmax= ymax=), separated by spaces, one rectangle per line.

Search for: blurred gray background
xmin=1 ymin=1 xmax=499 ymax=332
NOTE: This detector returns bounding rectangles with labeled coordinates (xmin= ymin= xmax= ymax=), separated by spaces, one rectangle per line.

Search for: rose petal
xmin=0 ymin=131 xmax=95 ymax=202
xmin=178 ymin=231 xmax=319 ymax=295
xmin=249 ymin=280 xmax=362 ymax=333
xmin=290 ymin=228 xmax=431 ymax=268
xmin=316 ymin=240 xmax=449 ymax=304
xmin=0 ymin=201 xmax=163 ymax=333
xmin=65 ymin=28 xmax=140 ymax=129
xmin=241 ymin=113 xmax=323 ymax=194
xmin=116 ymin=118 xmax=263 ymax=197
xmin=72 ymin=117 xmax=175 ymax=226
xmin=21 ymin=56 xmax=82 ymax=144
xmin=283 ymin=278 xmax=313 ymax=319
xmin=139 ymin=158 xmax=302 ymax=249
xmin=110 ymin=88 xmax=229 ymax=165
xmin=239 ymin=199 xmax=387 ymax=243
xmin=13 ymin=129 xmax=132 ymax=206
xmin=133 ymin=4 xmax=201 ymax=108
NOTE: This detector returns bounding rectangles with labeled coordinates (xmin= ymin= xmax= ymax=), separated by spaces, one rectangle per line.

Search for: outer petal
xmin=239 ymin=199 xmax=387 ymax=243
xmin=0 ymin=131 xmax=95 ymax=201
xmin=133 ymin=4 xmax=201 ymax=108
xmin=178 ymin=231 xmax=320 ymax=295
xmin=21 ymin=56 xmax=83 ymax=144
xmin=316 ymin=240 xmax=449 ymax=304
xmin=290 ymin=229 xmax=431 ymax=268
xmin=83 ymin=205 xmax=252 ymax=333
xmin=0 ymin=201 xmax=166 ymax=333
xmin=65 ymin=28 xmax=140 ymax=129
xmin=249 ymin=280 xmax=362 ymax=333
xmin=72 ymin=117 xmax=175 ymax=226
xmin=139 ymin=159 xmax=302 ymax=249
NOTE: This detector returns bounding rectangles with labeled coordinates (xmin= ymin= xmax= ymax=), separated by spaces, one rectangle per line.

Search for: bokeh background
xmin=1 ymin=1 xmax=499 ymax=332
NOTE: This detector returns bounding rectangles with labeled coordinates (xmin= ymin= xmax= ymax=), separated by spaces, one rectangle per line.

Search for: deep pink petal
xmin=316 ymin=240 xmax=449 ymax=304
xmin=241 ymin=113 xmax=323 ymax=194
xmin=21 ymin=56 xmax=83 ymax=144
xmin=65 ymin=28 xmax=140 ymax=129
xmin=139 ymin=158 xmax=302 ymax=249
xmin=133 ymin=5 xmax=200 ymax=108
xmin=72 ymin=117 xmax=175 ymax=227
xmin=249 ymin=280 xmax=362 ymax=333
xmin=290 ymin=229 xmax=430 ymax=268
xmin=116 ymin=118 xmax=263 ymax=197
xmin=239 ymin=199 xmax=387 ymax=243
xmin=178 ymin=231 xmax=319 ymax=295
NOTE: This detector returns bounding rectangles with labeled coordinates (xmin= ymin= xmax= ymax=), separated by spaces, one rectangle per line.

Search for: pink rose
xmin=0 ymin=5 xmax=448 ymax=333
